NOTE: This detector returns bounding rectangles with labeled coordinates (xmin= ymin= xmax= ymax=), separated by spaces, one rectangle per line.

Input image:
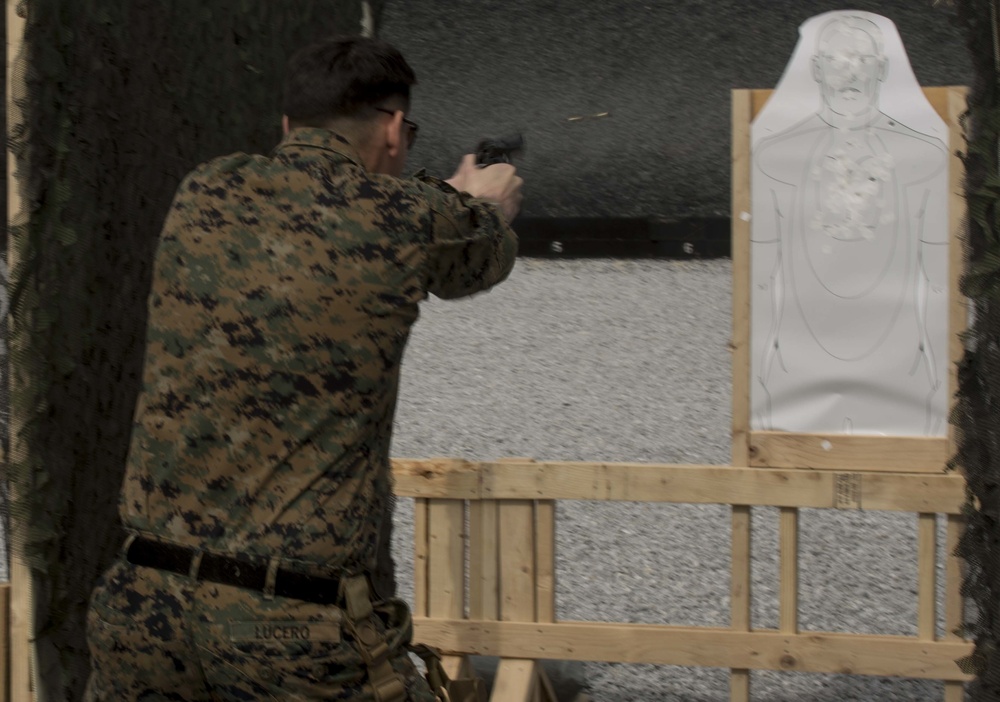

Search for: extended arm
xmin=418 ymin=156 xmax=522 ymax=300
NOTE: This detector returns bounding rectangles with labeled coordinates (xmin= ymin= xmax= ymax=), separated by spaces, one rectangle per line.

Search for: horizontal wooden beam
xmin=413 ymin=618 xmax=973 ymax=682
xmin=392 ymin=459 xmax=965 ymax=513
xmin=748 ymin=432 xmax=950 ymax=473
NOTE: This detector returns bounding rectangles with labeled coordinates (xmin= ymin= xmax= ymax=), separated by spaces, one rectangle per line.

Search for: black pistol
xmin=475 ymin=134 xmax=525 ymax=166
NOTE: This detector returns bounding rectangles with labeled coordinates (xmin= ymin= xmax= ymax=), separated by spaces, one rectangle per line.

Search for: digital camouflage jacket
xmin=120 ymin=127 xmax=517 ymax=577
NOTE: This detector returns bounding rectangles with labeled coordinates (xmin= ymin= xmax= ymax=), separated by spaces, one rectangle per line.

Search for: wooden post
xmin=6 ymin=0 xmax=34 ymax=699
xmin=413 ymin=498 xmax=429 ymax=618
xmin=427 ymin=498 xmax=466 ymax=621
xmin=491 ymin=499 xmax=537 ymax=702
xmin=427 ymin=496 xmax=467 ymax=682
xmin=944 ymin=514 xmax=965 ymax=702
xmin=489 ymin=456 xmax=558 ymax=702
xmin=469 ymin=498 xmax=499 ymax=622
xmin=917 ymin=513 xmax=937 ymax=642
xmin=779 ymin=508 xmax=799 ymax=636
xmin=730 ymin=88 xmax=754 ymax=702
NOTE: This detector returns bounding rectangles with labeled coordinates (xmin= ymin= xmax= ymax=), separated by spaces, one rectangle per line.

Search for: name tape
xmin=230 ymin=621 xmax=341 ymax=644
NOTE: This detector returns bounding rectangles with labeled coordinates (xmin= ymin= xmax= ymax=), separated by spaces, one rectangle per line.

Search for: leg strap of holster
xmin=342 ymin=574 xmax=407 ymax=702
xmin=408 ymin=643 xmax=450 ymax=701
xmin=408 ymin=643 xmax=488 ymax=702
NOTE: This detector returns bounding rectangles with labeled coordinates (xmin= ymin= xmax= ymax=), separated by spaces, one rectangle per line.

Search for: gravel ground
xmin=389 ymin=257 xmax=960 ymax=701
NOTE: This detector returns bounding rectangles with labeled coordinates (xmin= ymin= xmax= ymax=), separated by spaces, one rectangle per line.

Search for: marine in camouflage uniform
xmin=85 ymin=36 xmax=521 ymax=701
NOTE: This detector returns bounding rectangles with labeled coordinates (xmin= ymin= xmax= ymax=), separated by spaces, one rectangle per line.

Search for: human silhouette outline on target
xmin=751 ymin=12 xmax=949 ymax=436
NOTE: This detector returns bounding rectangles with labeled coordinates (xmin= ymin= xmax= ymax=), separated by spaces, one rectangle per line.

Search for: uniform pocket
xmin=196 ymin=606 xmax=370 ymax=698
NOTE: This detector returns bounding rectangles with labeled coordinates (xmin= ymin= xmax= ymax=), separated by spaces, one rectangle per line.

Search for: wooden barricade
xmin=394 ymin=459 xmax=972 ymax=700
xmin=412 ymin=458 xmax=559 ymax=701
xmin=731 ymin=85 xmax=970 ymax=702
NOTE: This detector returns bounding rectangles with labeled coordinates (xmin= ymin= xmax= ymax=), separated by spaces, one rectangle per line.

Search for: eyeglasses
xmin=374 ymin=107 xmax=419 ymax=148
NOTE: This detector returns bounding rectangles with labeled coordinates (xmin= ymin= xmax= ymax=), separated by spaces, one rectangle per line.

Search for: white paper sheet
xmin=750 ymin=11 xmax=950 ymax=437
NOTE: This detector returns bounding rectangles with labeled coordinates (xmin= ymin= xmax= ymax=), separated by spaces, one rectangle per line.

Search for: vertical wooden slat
xmin=730 ymin=507 xmax=752 ymax=702
xmin=491 ymin=660 xmax=537 ymax=702
xmin=428 ymin=498 xmax=470 ymax=684
xmin=498 ymin=500 xmax=535 ymax=623
xmin=730 ymin=87 xmax=754 ymax=702
xmin=917 ymin=513 xmax=938 ymax=641
xmin=413 ymin=498 xmax=430 ymax=618
xmin=6 ymin=0 xmax=33 ymax=699
xmin=730 ymin=91 xmax=752 ymax=462
xmin=469 ymin=498 xmax=500 ymax=621
xmin=944 ymin=514 xmax=966 ymax=702
xmin=490 ymin=499 xmax=539 ymax=702
xmin=427 ymin=499 xmax=466 ymax=621
xmin=534 ymin=500 xmax=556 ymax=625
xmin=779 ymin=508 xmax=799 ymax=634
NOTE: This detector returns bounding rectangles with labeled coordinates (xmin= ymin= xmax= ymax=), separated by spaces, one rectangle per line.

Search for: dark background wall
xmin=379 ymin=1 xmax=972 ymax=255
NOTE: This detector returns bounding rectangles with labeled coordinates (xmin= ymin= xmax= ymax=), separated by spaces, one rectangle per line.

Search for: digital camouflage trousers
xmin=84 ymin=557 xmax=435 ymax=701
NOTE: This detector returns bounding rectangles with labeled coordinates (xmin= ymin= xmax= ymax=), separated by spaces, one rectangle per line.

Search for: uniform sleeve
xmin=413 ymin=173 xmax=518 ymax=300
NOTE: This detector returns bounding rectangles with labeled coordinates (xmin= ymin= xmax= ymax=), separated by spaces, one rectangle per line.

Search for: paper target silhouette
xmin=750 ymin=11 xmax=949 ymax=437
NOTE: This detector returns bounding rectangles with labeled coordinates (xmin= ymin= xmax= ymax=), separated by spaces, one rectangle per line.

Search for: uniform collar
xmin=275 ymin=127 xmax=366 ymax=169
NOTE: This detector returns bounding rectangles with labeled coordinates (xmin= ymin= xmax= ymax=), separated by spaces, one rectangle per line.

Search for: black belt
xmin=126 ymin=537 xmax=342 ymax=605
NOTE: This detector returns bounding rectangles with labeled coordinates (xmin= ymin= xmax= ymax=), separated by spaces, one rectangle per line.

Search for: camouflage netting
xmin=4 ymin=1 xmax=384 ymax=698
xmin=950 ymin=1 xmax=1000 ymax=700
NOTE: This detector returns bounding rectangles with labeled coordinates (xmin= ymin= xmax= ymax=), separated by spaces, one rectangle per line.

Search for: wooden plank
xmin=944 ymin=679 xmax=966 ymax=701
xmin=749 ymin=432 xmax=949 ymax=473
xmin=414 ymin=619 xmax=974 ymax=681
xmin=729 ymin=673 xmax=750 ymax=702
xmin=394 ymin=460 xmax=967 ymax=514
xmin=917 ymin=514 xmax=937 ymax=641
xmin=493 ymin=495 xmax=539 ymax=702
xmin=413 ymin=498 xmax=430 ymax=618
xmin=499 ymin=500 xmax=535 ymax=622
xmin=731 ymin=87 xmax=753 ymax=469
xmin=491 ymin=659 xmax=536 ymax=702
xmin=944 ymin=516 xmax=964 ymax=639
xmin=394 ymin=458 xmax=481 ymax=499
xmin=730 ymin=506 xmax=752 ymax=702
xmin=441 ymin=655 xmax=472 ymax=682
xmin=468 ymin=499 xmax=499 ymax=621
xmin=944 ymin=515 xmax=966 ymax=702
xmin=924 ymin=86 xmax=962 ymax=123
xmin=427 ymin=499 xmax=465 ymax=620
xmin=534 ymin=501 xmax=556 ymax=625
xmin=858 ymin=473 xmax=964 ymax=514
xmin=750 ymin=88 xmax=773 ymax=120
xmin=732 ymin=91 xmax=754 ymax=702
xmin=780 ymin=508 xmax=799 ymax=634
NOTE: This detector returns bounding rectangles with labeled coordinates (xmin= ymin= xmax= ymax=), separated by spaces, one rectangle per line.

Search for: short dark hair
xmin=282 ymin=36 xmax=417 ymax=127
